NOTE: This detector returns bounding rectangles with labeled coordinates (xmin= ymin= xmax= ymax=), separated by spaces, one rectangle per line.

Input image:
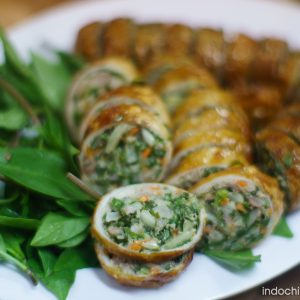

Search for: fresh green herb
xmin=31 ymin=213 xmax=90 ymax=247
xmin=203 ymin=249 xmax=261 ymax=271
xmin=0 ymin=147 xmax=92 ymax=201
xmin=273 ymin=217 xmax=294 ymax=238
xmin=0 ymin=215 xmax=40 ymax=230
xmin=111 ymin=198 xmax=125 ymax=211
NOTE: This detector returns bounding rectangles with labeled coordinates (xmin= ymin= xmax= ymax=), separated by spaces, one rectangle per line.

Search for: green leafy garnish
xmin=203 ymin=249 xmax=261 ymax=271
xmin=273 ymin=217 xmax=294 ymax=238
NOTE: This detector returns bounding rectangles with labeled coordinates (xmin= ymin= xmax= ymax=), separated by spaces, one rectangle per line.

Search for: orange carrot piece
xmin=236 ymin=180 xmax=248 ymax=188
xmin=142 ymin=148 xmax=152 ymax=158
xmin=130 ymin=242 xmax=142 ymax=251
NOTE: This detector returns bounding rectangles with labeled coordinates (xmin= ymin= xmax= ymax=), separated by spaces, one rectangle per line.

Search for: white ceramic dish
xmin=0 ymin=0 xmax=300 ymax=299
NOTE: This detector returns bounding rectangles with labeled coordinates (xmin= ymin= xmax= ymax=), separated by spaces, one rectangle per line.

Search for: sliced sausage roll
xmin=154 ymin=66 xmax=218 ymax=112
xmin=170 ymin=128 xmax=252 ymax=171
xmin=92 ymin=184 xmax=206 ymax=262
xmin=172 ymin=89 xmax=248 ymax=129
xmin=102 ymin=18 xmax=135 ymax=57
xmin=164 ymin=24 xmax=193 ymax=56
xmin=251 ymin=38 xmax=289 ymax=81
xmin=95 ymin=242 xmax=193 ymax=287
xmin=166 ymin=147 xmax=250 ymax=190
xmin=256 ymin=128 xmax=300 ymax=211
xmin=190 ymin=166 xmax=284 ymax=251
xmin=134 ymin=23 xmax=167 ymax=67
xmin=193 ymin=28 xmax=226 ymax=79
xmin=225 ymin=34 xmax=258 ymax=84
xmin=75 ymin=21 xmax=103 ymax=61
xmin=79 ymin=85 xmax=170 ymax=140
xmin=65 ymin=57 xmax=139 ymax=140
xmin=79 ymin=104 xmax=172 ymax=194
xmin=232 ymin=83 xmax=284 ymax=129
xmin=174 ymin=107 xmax=251 ymax=145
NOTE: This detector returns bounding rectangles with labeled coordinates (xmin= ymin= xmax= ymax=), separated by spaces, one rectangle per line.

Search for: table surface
xmin=1 ymin=1 xmax=299 ymax=299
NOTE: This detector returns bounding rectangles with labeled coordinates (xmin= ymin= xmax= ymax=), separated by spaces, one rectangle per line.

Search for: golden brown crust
xmin=252 ymin=38 xmax=289 ymax=81
xmin=102 ymin=18 xmax=135 ymax=57
xmin=82 ymin=103 xmax=170 ymax=142
xmin=154 ymin=65 xmax=217 ymax=93
xmin=256 ymin=128 xmax=300 ymax=211
xmin=172 ymin=89 xmax=248 ymax=128
xmin=193 ymin=28 xmax=226 ymax=77
xmin=164 ymin=24 xmax=193 ymax=56
xmin=75 ymin=22 xmax=103 ymax=61
xmin=225 ymin=34 xmax=258 ymax=84
xmin=134 ymin=23 xmax=167 ymax=66
xmin=94 ymin=242 xmax=193 ymax=288
xmin=174 ymin=108 xmax=251 ymax=144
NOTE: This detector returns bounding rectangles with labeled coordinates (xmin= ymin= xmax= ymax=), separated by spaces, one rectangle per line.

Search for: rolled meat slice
xmin=92 ymin=183 xmax=206 ymax=262
xmin=79 ymin=85 xmax=170 ymax=141
xmin=172 ymin=89 xmax=248 ymax=128
xmin=164 ymin=24 xmax=193 ymax=56
xmin=269 ymin=114 xmax=300 ymax=144
xmin=75 ymin=21 xmax=103 ymax=61
xmin=143 ymin=54 xmax=194 ymax=85
xmin=190 ymin=166 xmax=283 ymax=251
xmin=251 ymin=38 xmax=289 ymax=81
xmin=134 ymin=23 xmax=167 ymax=67
xmin=95 ymin=242 xmax=193 ymax=287
xmin=166 ymin=147 xmax=250 ymax=190
xmin=102 ymin=18 xmax=135 ymax=57
xmin=225 ymin=34 xmax=258 ymax=84
xmin=193 ymin=28 xmax=226 ymax=79
xmin=79 ymin=104 xmax=172 ymax=194
xmin=170 ymin=128 xmax=252 ymax=171
xmin=65 ymin=57 xmax=139 ymax=140
xmin=174 ymin=107 xmax=251 ymax=145
xmin=256 ymin=128 xmax=300 ymax=211
xmin=154 ymin=66 xmax=218 ymax=112
xmin=232 ymin=82 xmax=284 ymax=129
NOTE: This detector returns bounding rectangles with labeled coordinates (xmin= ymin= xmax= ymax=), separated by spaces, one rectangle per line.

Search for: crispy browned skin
xmin=164 ymin=24 xmax=193 ymax=56
xmin=252 ymin=38 xmax=289 ymax=81
xmin=95 ymin=243 xmax=193 ymax=288
xmin=232 ymin=83 xmax=284 ymax=129
xmin=225 ymin=34 xmax=258 ymax=84
xmin=193 ymin=28 xmax=226 ymax=77
xmin=75 ymin=22 xmax=103 ymax=61
xmin=82 ymin=103 xmax=170 ymax=141
xmin=102 ymin=18 xmax=134 ymax=57
xmin=256 ymin=128 xmax=300 ymax=211
xmin=134 ymin=23 xmax=166 ymax=66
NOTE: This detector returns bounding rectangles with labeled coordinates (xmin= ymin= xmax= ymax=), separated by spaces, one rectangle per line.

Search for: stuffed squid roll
xmin=252 ymin=38 xmax=289 ymax=81
xmin=75 ymin=21 xmax=103 ymax=61
xmin=92 ymin=184 xmax=206 ymax=262
xmin=164 ymin=24 xmax=193 ymax=56
xmin=174 ymin=107 xmax=251 ymax=145
xmin=154 ymin=66 xmax=218 ymax=112
xmin=95 ymin=242 xmax=193 ymax=287
xmin=79 ymin=85 xmax=170 ymax=140
xmin=102 ymin=18 xmax=135 ymax=57
xmin=134 ymin=23 xmax=167 ymax=66
xmin=190 ymin=166 xmax=284 ymax=251
xmin=166 ymin=147 xmax=250 ymax=190
xmin=65 ymin=57 xmax=139 ymax=140
xmin=193 ymin=28 xmax=226 ymax=78
xmin=172 ymin=89 xmax=248 ymax=128
xmin=170 ymin=128 xmax=252 ymax=171
xmin=79 ymin=103 xmax=172 ymax=194
xmin=225 ymin=34 xmax=258 ymax=84
xmin=256 ymin=128 xmax=300 ymax=211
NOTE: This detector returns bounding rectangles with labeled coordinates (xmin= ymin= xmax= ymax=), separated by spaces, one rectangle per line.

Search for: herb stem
xmin=0 ymin=77 xmax=40 ymax=126
xmin=67 ymin=173 xmax=100 ymax=200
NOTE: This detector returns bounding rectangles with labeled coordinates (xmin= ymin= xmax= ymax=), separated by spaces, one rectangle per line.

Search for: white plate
xmin=1 ymin=0 xmax=300 ymax=299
